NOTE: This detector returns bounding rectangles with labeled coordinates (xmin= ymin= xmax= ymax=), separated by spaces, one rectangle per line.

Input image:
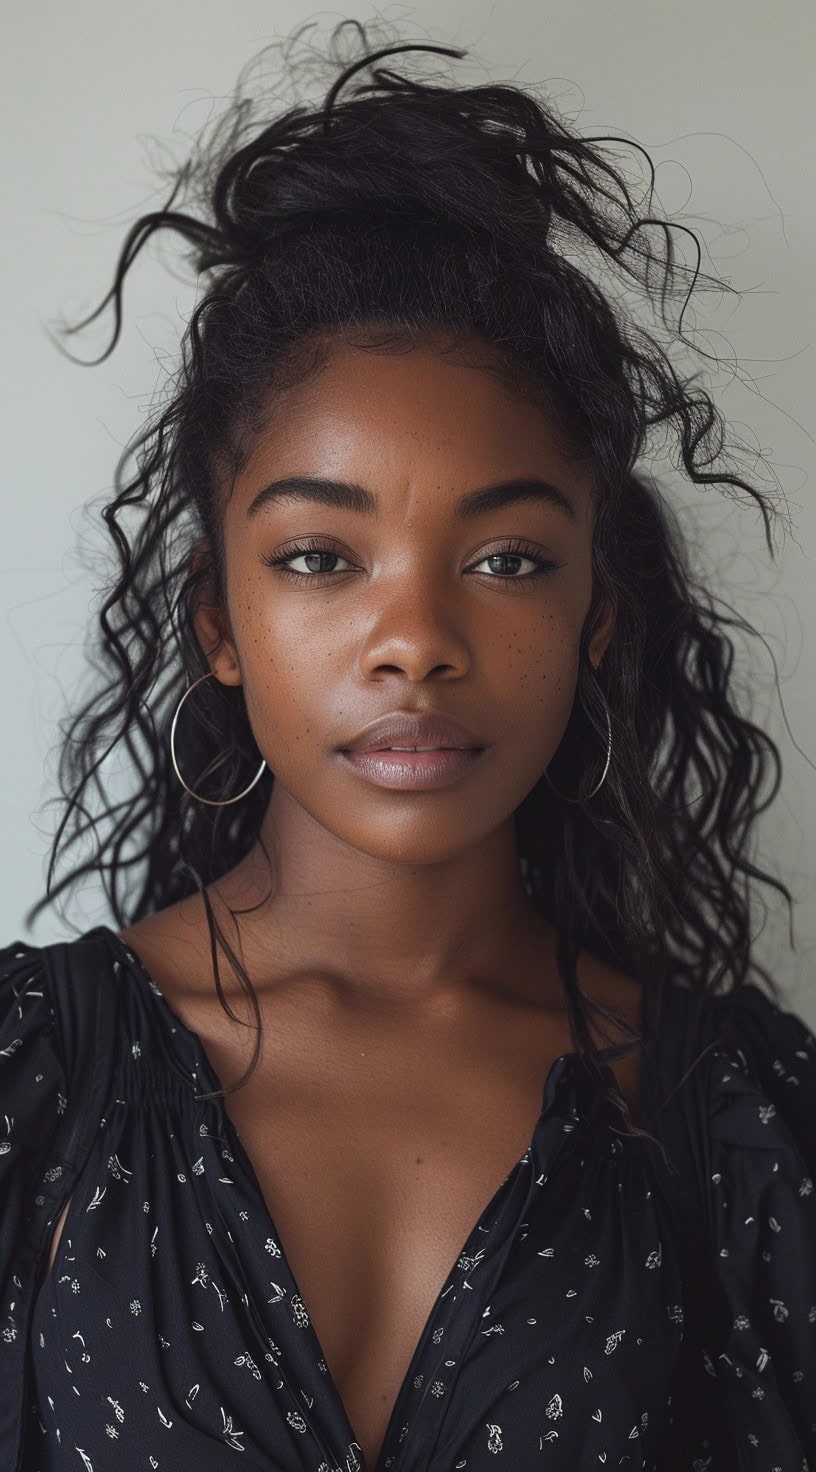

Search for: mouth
xmin=337 ymin=745 xmax=487 ymax=791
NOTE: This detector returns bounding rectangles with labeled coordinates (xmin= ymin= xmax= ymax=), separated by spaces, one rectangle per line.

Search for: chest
xmin=210 ymin=1025 xmax=571 ymax=1471
xmin=207 ymin=980 xmax=637 ymax=1466
xmin=44 ymin=979 xmax=640 ymax=1472
xmin=35 ymin=1054 xmax=681 ymax=1472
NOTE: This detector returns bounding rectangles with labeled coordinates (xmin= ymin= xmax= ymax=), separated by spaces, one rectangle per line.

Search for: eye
xmin=467 ymin=540 xmax=564 ymax=584
xmin=260 ymin=539 xmax=354 ymax=581
xmin=260 ymin=536 xmax=564 ymax=585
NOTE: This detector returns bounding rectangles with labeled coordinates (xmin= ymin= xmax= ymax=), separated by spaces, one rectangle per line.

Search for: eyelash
xmin=260 ymin=536 xmax=564 ymax=587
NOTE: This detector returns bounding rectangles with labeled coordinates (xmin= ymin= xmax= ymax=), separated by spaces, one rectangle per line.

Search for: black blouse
xmin=1 ymin=925 xmax=815 ymax=1471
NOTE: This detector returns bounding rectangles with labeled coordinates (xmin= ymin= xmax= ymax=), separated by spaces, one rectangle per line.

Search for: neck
xmin=204 ymin=787 xmax=558 ymax=1014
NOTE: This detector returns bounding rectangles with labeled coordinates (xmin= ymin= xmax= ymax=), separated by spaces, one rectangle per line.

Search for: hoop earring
xmin=543 ymin=688 xmax=613 ymax=803
xmin=170 ymin=671 xmax=267 ymax=806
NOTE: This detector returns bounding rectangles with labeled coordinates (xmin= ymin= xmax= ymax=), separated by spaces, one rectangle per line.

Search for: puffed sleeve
xmin=0 ymin=940 xmax=68 ymax=1340
xmin=698 ymin=984 xmax=816 ymax=1464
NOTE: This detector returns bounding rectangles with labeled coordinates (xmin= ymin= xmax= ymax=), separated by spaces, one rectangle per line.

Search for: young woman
xmin=2 ymin=20 xmax=814 ymax=1472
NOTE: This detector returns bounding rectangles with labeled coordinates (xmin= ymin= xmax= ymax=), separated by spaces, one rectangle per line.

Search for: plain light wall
xmin=3 ymin=1 xmax=815 ymax=1026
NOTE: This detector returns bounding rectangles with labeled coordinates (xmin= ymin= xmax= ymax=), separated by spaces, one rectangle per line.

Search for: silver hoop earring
xmin=169 ymin=671 xmax=267 ymax=806
xmin=543 ymin=689 xmax=613 ymax=803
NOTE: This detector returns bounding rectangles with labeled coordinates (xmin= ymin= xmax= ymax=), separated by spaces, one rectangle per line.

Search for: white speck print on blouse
xmin=0 ymin=925 xmax=815 ymax=1470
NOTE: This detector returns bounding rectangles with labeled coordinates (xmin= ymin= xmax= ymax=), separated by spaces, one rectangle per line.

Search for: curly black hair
xmin=26 ymin=17 xmax=796 ymax=1141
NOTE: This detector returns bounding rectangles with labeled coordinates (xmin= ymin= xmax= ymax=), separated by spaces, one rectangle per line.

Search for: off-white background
xmin=3 ymin=2 xmax=815 ymax=1027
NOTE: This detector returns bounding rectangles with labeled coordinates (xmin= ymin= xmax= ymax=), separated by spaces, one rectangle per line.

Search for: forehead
xmin=231 ymin=333 xmax=593 ymax=510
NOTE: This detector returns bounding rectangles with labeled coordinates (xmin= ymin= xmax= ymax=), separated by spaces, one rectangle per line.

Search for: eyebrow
xmin=246 ymin=474 xmax=577 ymax=525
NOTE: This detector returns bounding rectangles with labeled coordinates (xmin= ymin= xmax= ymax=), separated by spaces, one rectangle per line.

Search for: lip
xmin=338 ymin=746 xmax=487 ymax=790
xmin=339 ymin=709 xmax=484 ymax=754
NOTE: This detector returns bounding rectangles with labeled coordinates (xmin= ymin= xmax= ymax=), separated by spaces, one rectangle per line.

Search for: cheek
xmin=229 ymin=593 xmax=339 ymax=753
xmin=490 ymin=597 xmax=582 ymax=695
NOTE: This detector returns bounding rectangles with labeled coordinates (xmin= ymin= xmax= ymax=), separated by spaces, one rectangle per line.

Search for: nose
xmin=355 ymin=579 xmax=472 ymax=683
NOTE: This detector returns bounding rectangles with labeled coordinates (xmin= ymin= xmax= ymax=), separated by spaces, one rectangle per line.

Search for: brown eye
xmin=466 ymin=538 xmax=564 ymax=585
xmin=260 ymin=536 xmax=563 ymax=586
xmin=260 ymin=539 xmax=353 ymax=581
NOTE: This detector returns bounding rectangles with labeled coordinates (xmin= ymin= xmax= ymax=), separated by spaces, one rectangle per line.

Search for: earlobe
xmin=190 ymin=546 xmax=242 ymax=687
xmin=588 ymin=596 xmax=616 ymax=671
xmin=193 ymin=602 xmax=242 ymax=687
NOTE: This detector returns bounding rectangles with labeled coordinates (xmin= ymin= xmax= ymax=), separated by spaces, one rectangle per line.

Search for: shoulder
xmin=0 ymin=936 xmax=68 ymax=1161
xmin=0 ymin=927 xmax=137 ymax=1081
xmin=0 ymin=935 xmax=55 ymax=1057
xmin=651 ymin=983 xmax=816 ymax=1452
xmin=119 ymin=893 xmax=221 ymax=1007
xmin=644 ymin=977 xmax=816 ymax=1146
xmin=695 ymin=987 xmax=816 ymax=1436
xmin=654 ymin=979 xmax=816 ymax=1253
xmin=0 ymin=934 xmax=46 ymax=994
xmin=116 ymin=889 xmax=228 ymax=1042
xmin=709 ymin=979 xmax=816 ymax=1078
xmin=702 ymin=983 xmax=816 ymax=1169
xmin=118 ymin=895 xmax=252 ymax=1052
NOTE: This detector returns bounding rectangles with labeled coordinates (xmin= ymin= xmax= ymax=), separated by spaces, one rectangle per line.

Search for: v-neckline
xmin=103 ymin=924 xmax=590 ymax=1472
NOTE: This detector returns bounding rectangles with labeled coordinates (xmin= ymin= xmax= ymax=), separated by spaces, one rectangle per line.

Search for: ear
xmin=587 ymin=594 xmax=616 ymax=672
xmin=190 ymin=541 xmax=242 ymax=689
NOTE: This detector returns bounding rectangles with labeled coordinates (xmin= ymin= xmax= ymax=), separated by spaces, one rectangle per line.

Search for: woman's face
xmin=196 ymin=331 xmax=614 ymax=870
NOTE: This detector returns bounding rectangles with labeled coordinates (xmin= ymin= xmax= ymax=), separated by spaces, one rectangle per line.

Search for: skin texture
xmin=52 ymin=330 xmax=642 ymax=1472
